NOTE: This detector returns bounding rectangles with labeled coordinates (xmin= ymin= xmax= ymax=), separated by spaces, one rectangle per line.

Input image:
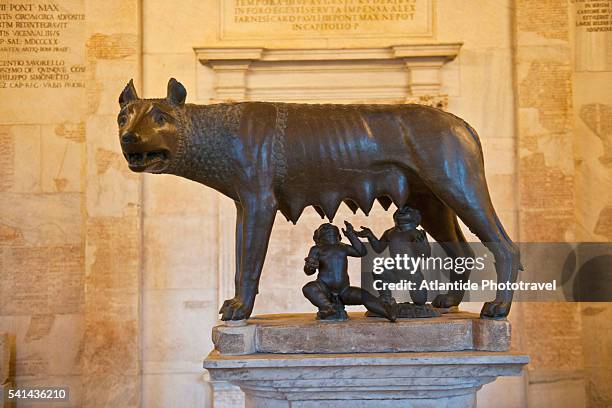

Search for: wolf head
xmin=117 ymin=78 xmax=187 ymax=173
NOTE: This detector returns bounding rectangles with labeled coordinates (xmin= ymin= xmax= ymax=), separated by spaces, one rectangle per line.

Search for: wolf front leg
xmin=234 ymin=200 xmax=243 ymax=292
xmin=219 ymin=193 xmax=277 ymax=320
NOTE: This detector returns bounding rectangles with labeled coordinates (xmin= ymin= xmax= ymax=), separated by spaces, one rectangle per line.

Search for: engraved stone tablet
xmin=219 ymin=0 xmax=434 ymax=40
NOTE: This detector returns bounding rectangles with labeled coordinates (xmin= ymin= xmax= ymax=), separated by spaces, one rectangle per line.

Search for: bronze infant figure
xmin=117 ymin=78 xmax=521 ymax=321
xmin=303 ymin=221 xmax=397 ymax=322
xmin=357 ymin=206 xmax=430 ymax=306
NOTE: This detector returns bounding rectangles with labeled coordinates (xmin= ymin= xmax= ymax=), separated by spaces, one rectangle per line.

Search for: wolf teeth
xmin=126 ymin=151 xmax=168 ymax=165
xmin=128 ymin=153 xmax=144 ymax=163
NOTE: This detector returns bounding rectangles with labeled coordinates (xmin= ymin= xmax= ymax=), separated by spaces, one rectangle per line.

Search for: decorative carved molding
xmin=405 ymin=94 xmax=450 ymax=110
xmin=194 ymin=43 xmax=461 ymax=105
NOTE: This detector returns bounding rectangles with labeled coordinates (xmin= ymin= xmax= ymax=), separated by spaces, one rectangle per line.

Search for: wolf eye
xmin=153 ymin=111 xmax=166 ymax=126
xmin=118 ymin=115 xmax=127 ymax=127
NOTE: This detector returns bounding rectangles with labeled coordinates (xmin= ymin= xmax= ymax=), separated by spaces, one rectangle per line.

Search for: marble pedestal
xmin=203 ymin=313 xmax=529 ymax=408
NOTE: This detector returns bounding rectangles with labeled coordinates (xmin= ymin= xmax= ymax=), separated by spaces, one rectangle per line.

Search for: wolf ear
xmin=166 ymin=78 xmax=187 ymax=106
xmin=119 ymin=79 xmax=138 ymax=108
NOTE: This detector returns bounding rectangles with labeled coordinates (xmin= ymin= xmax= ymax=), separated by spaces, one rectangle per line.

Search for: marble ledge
xmin=194 ymin=43 xmax=463 ymax=63
xmin=204 ymin=350 xmax=530 ymax=370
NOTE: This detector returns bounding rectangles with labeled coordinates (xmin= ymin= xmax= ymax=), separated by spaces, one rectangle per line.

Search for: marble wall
xmin=514 ymin=0 xmax=612 ymax=406
xmin=0 ymin=0 xmax=610 ymax=407
xmin=571 ymin=0 xmax=612 ymax=402
xmin=0 ymin=0 xmax=88 ymax=405
xmin=0 ymin=0 xmax=144 ymax=405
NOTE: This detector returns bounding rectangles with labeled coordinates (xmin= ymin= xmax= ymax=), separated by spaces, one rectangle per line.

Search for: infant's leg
xmin=375 ymin=268 xmax=397 ymax=304
xmin=302 ymin=281 xmax=334 ymax=312
xmin=409 ymin=268 xmax=427 ymax=305
xmin=340 ymin=287 xmax=396 ymax=322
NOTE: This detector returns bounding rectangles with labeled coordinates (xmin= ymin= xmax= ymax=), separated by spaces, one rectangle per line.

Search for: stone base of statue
xmin=204 ymin=312 xmax=528 ymax=408
xmin=365 ymin=302 xmax=441 ymax=319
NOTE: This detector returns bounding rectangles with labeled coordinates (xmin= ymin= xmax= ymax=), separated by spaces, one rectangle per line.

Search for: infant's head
xmin=393 ymin=206 xmax=421 ymax=229
xmin=313 ymin=223 xmax=341 ymax=245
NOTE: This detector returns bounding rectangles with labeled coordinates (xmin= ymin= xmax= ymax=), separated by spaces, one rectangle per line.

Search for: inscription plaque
xmin=220 ymin=0 xmax=434 ymax=40
xmin=575 ymin=0 xmax=612 ymax=33
xmin=0 ymin=0 xmax=86 ymax=122
xmin=574 ymin=0 xmax=612 ymax=70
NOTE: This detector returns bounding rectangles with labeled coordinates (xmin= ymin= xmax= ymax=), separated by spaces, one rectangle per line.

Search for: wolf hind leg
xmin=423 ymin=175 xmax=519 ymax=319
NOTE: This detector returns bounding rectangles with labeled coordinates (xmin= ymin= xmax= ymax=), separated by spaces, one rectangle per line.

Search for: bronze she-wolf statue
xmin=117 ymin=78 xmax=521 ymax=320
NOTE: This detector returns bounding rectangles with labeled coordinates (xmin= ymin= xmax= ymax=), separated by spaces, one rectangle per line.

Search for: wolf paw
xmin=480 ymin=301 xmax=511 ymax=319
xmin=219 ymin=297 xmax=253 ymax=321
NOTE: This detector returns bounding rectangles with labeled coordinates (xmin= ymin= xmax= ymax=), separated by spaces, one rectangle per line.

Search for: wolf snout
xmin=121 ymin=132 xmax=139 ymax=145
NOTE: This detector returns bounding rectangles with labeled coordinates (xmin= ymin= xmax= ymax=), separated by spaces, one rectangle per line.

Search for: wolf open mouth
xmin=124 ymin=150 xmax=169 ymax=169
